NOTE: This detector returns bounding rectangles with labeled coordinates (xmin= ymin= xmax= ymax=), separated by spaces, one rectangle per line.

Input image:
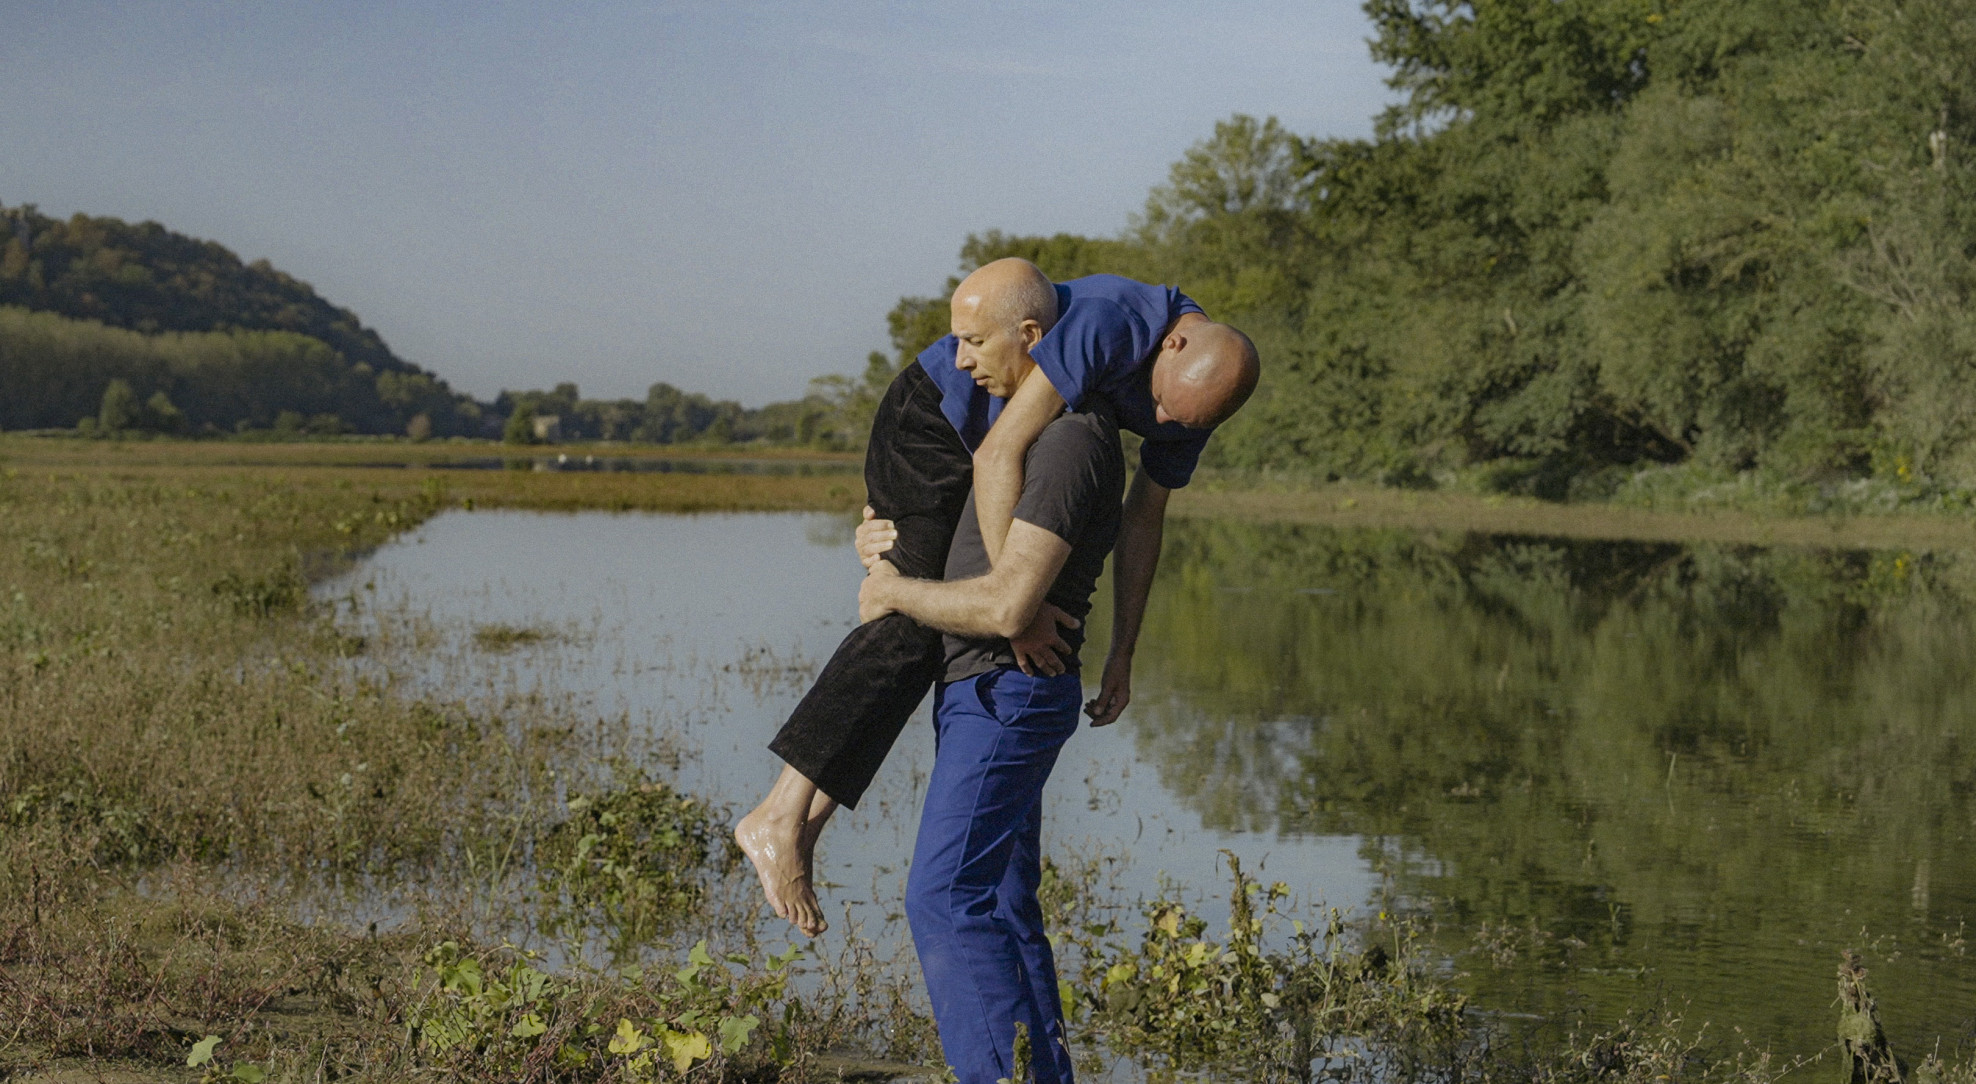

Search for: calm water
xmin=323 ymin=511 xmax=1976 ymax=1056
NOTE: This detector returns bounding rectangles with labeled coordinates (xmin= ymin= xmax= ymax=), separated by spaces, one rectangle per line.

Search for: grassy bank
xmin=12 ymin=434 xmax=1976 ymax=551
xmin=2 ymin=435 xmax=1972 ymax=1081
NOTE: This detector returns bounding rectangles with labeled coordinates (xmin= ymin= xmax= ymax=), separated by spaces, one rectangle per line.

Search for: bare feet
xmin=736 ymin=806 xmax=827 ymax=936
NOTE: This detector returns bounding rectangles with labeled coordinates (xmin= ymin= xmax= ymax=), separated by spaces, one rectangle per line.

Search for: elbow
xmin=988 ymin=595 xmax=1036 ymax=640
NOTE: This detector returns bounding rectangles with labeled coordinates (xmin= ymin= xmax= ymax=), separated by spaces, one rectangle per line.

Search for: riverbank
xmin=3 ymin=436 xmax=1973 ymax=1081
xmin=1171 ymin=477 xmax=1976 ymax=552
xmin=8 ymin=435 xmax=1976 ymax=550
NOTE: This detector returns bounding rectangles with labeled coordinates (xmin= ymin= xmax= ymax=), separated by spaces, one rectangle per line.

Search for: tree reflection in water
xmin=1097 ymin=520 xmax=1976 ymax=1054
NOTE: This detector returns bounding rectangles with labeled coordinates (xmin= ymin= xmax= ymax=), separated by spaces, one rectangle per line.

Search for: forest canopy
xmin=873 ymin=0 xmax=1976 ymax=495
xmin=7 ymin=0 xmax=1973 ymax=487
xmin=0 ymin=204 xmax=486 ymax=436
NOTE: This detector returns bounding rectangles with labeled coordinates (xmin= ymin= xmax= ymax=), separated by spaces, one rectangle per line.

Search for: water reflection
xmin=319 ymin=511 xmax=1374 ymax=970
xmin=325 ymin=511 xmax=1976 ymax=1057
xmin=1112 ymin=521 xmax=1976 ymax=1053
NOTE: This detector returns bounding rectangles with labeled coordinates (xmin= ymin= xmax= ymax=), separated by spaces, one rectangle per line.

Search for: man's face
xmin=951 ymin=297 xmax=1034 ymax=399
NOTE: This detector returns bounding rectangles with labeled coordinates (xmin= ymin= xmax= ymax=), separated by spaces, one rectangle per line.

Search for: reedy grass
xmin=0 ymin=446 xmax=860 ymax=1077
xmin=3 ymin=437 xmax=1973 ymax=1081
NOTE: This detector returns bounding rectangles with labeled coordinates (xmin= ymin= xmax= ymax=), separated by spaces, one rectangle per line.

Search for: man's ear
xmin=1020 ymin=318 xmax=1046 ymax=351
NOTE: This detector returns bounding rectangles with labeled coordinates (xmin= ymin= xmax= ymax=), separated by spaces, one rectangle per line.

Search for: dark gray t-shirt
xmin=942 ymin=400 xmax=1126 ymax=683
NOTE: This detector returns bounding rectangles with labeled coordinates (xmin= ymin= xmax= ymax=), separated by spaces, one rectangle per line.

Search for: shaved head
xmin=1156 ymin=321 xmax=1260 ymax=429
xmin=952 ymin=258 xmax=1058 ymax=339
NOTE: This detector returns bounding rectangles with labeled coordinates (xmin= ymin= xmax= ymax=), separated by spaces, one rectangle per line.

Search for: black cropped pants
xmin=767 ymin=362 xmax=973 ymax=808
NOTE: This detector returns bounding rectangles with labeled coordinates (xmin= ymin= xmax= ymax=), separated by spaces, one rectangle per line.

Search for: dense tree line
xmin=0 ymin=202 xmax=872 ymax=445
xmin=0 ymin=306 xmax=482 ymax=436
xmin=16 ymin=0 xmax=1968 ymax=474
xmin=871 ymin=0 xmax=1976 ymax=494
xmin=1 ymin=203 xmax=408 ymax=374
xmin=489 ymin=380 xmax=857 ymax=447
xmin=0 ymin=204 xmax=486 ymax=436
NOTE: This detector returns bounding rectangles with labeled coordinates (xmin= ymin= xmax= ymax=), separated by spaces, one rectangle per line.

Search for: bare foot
xmin=735 ymin=807 xmax=826 ymax=936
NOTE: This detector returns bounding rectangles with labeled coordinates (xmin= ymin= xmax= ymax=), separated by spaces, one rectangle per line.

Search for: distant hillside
xmin=0 ymin=203 xmax=485 ymax=435
xmin=0 ymin=204 xmax=409 ymax=374
xmin=0 ymin=202 xmax=889 ymax=446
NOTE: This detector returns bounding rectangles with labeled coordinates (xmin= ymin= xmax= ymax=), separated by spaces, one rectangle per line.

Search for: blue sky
xmin=1 ymin=1 xmax=1395 ymax=405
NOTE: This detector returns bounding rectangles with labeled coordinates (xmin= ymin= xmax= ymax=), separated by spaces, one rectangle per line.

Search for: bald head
xmin=952 ymin=258 xmax=1058 ymax=340
xmin=1153 ymin=321 xmax=1260 ymax=429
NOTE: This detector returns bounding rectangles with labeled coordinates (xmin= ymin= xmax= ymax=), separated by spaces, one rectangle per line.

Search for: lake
xmin=321 ymin=510 xmax=1976 ymax=1058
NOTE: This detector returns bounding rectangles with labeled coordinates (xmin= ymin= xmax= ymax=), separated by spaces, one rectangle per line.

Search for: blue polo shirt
xmin=915 ymin=274 xmax=1212 ymax=489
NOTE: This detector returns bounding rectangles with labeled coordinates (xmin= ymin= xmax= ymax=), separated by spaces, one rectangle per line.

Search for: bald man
xmin=738 ymin=258 xmax=1258 ymax=935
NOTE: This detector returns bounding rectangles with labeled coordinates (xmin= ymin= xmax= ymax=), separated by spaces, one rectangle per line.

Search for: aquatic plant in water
xmin=411 ymin=938 xmax=805 ymax=1080
xmin=1064 ymin=853 xmax=1466 ymax=1082
xmin=536 ymin=770 xmax=742 ymax=948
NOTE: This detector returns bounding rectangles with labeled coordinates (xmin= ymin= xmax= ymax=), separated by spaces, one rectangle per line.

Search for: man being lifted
xmin=736 ymin=258 xmax=1259 ymax=935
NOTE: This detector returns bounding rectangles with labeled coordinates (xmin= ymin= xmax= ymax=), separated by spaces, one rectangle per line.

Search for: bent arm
xmin=973 ymin=368 xmax=1065 ymax=564
xmin=1107 ymin=469 xmax=1169 ymax=667
xmin=865 ymin=519 xmax=1070 ymax=639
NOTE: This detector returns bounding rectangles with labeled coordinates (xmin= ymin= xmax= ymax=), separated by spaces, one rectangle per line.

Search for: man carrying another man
xmin=737 ymin=259 xmax=1259 ymax=941
xmin=856 ymin=348 xmax=1126 ymax=1084
xmin=739 ymin=256 xmax=1258 ymax=1080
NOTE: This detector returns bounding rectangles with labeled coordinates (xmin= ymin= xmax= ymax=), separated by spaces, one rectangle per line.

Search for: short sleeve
xmin=1011 ymin=419 xmax=1107 ymax=544
xmin=1028 ymin=300 xmax=1139 ymax=411
xmin=1174 ymin=289 xmax=1205 ymax=319
xmin=1139 ymin=428 xmax=1213 ymax=489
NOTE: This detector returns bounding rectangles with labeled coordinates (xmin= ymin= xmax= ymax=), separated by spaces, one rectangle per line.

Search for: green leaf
xmin=511 ymin=1012 xmax=547 ymax=1038
xmin=231 ymin=1067 xmax=268 ymax=1084
xmin=663 ymin=1028 xmax=713 ymax=1073
xmin=1837 ymin=1008 xmax=1878 ymax=1044
xmin=187 ymin=1035 xmax=222 ymax=1068
xmin=718 ymin=1013 xmax=760 ymax=1053
xmin=608 ymin=1017 xmax=652 ymax=1056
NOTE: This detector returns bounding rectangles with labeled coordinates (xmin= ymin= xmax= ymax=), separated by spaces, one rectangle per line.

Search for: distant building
xmin=532 ymin=415 xmax=563 ymax=443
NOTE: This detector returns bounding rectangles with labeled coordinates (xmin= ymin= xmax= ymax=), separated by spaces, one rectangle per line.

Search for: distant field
xmin=7 ymin=434 xmax=1975 ymax=551
xmin=0 ymin=433 xmax=866 ymax=514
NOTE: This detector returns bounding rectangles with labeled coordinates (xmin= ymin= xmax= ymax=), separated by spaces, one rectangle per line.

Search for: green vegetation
xmin=1059 ymin=853 xmax=1466 ymax=1081
xmin=0 ymin=301 xmax=483 ymax=437
xmin=12 ymin=0 xmax=1976 ymax=496
xmin=494 ymin=379 xmax=866 ymax=450
xmin=1095 ymin=516 xmax=1976 ymax=1053
xmin=872 ymin=0 xmax=1976 ymax=501
xmin=0 ymin=207 xmax=867 ymax=446
xmin=538 ymin=771 xmax=741 ymax=949
xmin=1 ymin=437 xmax=1973 ymax=1080
xmin=473 ymin=621 xmax=557 ymax=650
xmin=0 ymin=203 xmax=485 ymax=435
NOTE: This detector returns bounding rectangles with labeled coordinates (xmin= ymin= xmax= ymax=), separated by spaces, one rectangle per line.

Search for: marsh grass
xmin=5 ymin=435 xmax=1975 ymax=1081
xmin=536 ymin=769 xmax=742 ymax=953
xmin=475 ymin=622 xmax=559 ymax=650
xmin=0 ymin=441 xmax=841 ymax=1078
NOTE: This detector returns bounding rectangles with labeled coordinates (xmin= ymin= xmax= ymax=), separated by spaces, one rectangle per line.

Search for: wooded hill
xmin=0 ymin=203 xmax=859 ymax=446
xmin=0 ymin=204 xmax=488 ymax=436
xmin=875 ymin=0 xmax=1976 ymax=497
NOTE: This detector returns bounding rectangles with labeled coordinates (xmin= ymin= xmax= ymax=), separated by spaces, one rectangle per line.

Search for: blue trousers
xmin=907 ymin=668 xmax=1082 ymax=1084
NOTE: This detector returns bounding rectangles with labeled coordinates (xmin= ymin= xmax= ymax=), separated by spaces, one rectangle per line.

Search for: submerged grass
xmin=474 ymin=622 xmax=558 ymax=650
xmin=3 ymin=434 xmax=1975 ymax=1081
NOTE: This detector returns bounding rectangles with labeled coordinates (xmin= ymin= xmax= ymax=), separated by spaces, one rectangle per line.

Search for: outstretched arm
xmin=972 ymin=367 xmax=1066 ymax=565
xmin=859 ymin=519 xmax=1071 ymax=640
xmin=1086 ymin=468 xmax=1169 ymax=726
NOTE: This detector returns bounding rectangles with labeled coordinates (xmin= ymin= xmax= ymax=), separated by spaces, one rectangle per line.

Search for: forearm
xmin=870 ymin=572 xmax=1030 ymax=640
xmin=864 ymin=519 xmax=1071 ymax=639
xmin=1107 ymin=470 xmax=1169 ymax=663
xmin=974 ymin=369 xmax=1065 ymax=563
